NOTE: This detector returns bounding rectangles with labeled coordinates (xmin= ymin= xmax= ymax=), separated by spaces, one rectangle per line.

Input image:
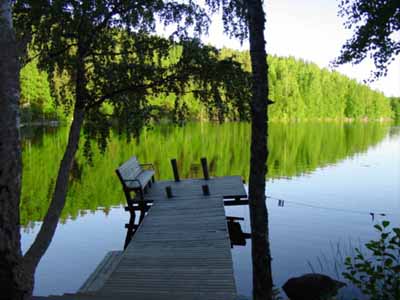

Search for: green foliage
xmin=14 ymin=1 xmax=396 ymax=127
xmin=390 ymin=97 xmax=400 ymax=123
xmin=343 ymin=221 xmax=400 ymax=300
xmin=20 ymin=122 xmax=391 ymax=226
xmin=226 ymin=51 xmax=393 ymax=121
xmin=13 ymin=0 xmax=251 ymax=156
xmin=19 ymin=47 xmax=395 ymax=123
xmin=19 ymin=60 xmax=63 ymax=123
xmin=334 ymin=0 xmax=400 ymax=79
xmin=205 ymin=0 xmax=248 ymax=42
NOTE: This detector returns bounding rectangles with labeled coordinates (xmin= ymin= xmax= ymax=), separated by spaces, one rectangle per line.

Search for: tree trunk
xmin=0 ymin=1 xmax=30 ymax=299
xmin=23 ymin=54 xmax=87 ymax=286
xmin=23 ymin=105 xmax=84 ymax=274
xmin=246 ymin=1 xmax=274 ymax=300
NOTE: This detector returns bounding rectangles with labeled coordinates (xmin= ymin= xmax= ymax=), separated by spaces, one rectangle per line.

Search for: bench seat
xmin=124 ymin=170 xmax=155 ymax=190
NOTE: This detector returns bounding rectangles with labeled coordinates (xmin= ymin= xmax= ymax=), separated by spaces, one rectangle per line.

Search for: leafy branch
xmin=343 ymin=220 xmax=400 ymax=300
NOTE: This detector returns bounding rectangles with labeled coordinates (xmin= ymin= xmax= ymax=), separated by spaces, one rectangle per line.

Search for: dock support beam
xmin=201 ymin=157 xmax=209 ymax=180
xmin=171 ymin=158 xmax=180 ymax=182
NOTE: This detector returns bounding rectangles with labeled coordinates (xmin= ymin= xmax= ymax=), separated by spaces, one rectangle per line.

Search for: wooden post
xmin=202 ymin=184 xmax=210 ymax=196
xmin=171 ymin=158 xmax=180 ymax=182
xmin=200 ymin=157 xmax=209 ymax=180
xmin=165 ymin=186 xmax=173 ymax=198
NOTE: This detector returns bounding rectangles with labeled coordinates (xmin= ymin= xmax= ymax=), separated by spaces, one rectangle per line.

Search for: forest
xmin=20 ymin=48 xmax=396 ymax=124
xmin=390 ymin=97 xmax=400 ymax=121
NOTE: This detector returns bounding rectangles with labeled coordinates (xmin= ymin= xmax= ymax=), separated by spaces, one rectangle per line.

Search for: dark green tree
xmin=10 ymin=0 xmax=251 ymax=297
xmin=333 ymin=0 xmax=400 ymax=79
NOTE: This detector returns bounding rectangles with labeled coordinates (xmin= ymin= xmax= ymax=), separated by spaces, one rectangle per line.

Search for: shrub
xmin=343 ymin=221 xmax=400 ymax=300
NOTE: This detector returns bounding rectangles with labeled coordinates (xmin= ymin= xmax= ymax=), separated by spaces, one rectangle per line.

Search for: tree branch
xmin=87 ymin=72 xmax=190 ymax=108
xmin=24 ymin=43 xmax=77 ymax=65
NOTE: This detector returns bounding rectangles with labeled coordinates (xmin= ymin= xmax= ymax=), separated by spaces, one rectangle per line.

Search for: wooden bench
xmin=115 ymin=156 xmax=155 ymax=206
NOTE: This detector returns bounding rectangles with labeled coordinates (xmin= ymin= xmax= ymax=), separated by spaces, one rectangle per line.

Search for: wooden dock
xmin=79 ymin=175 xmax=247 ymax=300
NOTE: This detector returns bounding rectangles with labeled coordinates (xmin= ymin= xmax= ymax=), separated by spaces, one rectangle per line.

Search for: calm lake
xmin=20 ymin=122 xmax=400 ymax=298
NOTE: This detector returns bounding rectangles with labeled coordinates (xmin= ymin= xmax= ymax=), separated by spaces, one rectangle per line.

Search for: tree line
xmin=220 ymin=49 xmax=394 ymax=121
xmin=20 ymin=47 xmax=396 ymax=124
xmin=390 ymin=97 xmax=400 ymax=122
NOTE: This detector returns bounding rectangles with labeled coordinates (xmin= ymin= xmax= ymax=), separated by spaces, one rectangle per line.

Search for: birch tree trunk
xmin=0 ymin=1 xmax=30 ymax=298
xmin=246 ymin=0 xmax=274 ymax=299
xmin=23 ymin=55 xmax=87 ymax=279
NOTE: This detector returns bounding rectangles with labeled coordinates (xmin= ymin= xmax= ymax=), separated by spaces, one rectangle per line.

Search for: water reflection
xmin=20 ymin=122 xmax=393 ymax=227
xmin=20 ymin=124 xmax=400 ymax=297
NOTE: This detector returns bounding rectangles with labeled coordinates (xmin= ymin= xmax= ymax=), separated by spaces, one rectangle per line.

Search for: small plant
xmin=343 ymin=221 xmax=400 ymax=300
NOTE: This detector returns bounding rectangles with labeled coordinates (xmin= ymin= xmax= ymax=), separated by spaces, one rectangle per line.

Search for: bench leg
xmin=140 ymin=189 xmax=144 ymax=201
xmin=151 ymin=175 xmax=155 ymax=183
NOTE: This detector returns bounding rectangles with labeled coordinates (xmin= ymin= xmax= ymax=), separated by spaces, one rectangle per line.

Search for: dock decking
xmin=79 ymin=176 xmax=247 ymax=300
xmin=81 ymin=175 xmax=247 ymax=300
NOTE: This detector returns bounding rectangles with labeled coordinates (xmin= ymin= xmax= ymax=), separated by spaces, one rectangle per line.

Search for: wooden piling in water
xmin=201 ymin=157 xmax=209 ymax=180
xmin=171 ymin=158 xmax=180 ymax=182
xmin=165 ymin=186 xmax=173 ymax=198
xmin=202 ymin=184 xmax=210 ymax=195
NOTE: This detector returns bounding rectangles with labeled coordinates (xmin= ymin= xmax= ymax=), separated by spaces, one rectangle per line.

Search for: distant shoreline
xmin=19 ymin=117 xmax=397 ymax=129
xmin=20 ymin=120 xmax=60 ymax=128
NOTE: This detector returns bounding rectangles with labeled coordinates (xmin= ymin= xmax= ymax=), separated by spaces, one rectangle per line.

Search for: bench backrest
xmin=115 ymin=156 xmax=142 ymax=187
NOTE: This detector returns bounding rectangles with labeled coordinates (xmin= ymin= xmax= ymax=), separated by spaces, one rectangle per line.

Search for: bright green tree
xmin=20 ymin=60 xmax=58 ymax=122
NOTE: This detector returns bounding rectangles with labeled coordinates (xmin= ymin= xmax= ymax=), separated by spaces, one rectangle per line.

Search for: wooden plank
xmin=143 ymin=176 xmax=247 ymax=201
xmin=79 ymin=251 xmax=123 ymax=293
xmin=95 ymin=176 xmax=247 ymax=299
xmin=82 ymin=176 xmax=246 ymax=300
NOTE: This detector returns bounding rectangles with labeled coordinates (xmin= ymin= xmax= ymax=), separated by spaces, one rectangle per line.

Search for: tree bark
xmin=246 ymin=0 xmax=274 ymax=299
xmin=0 ymin=1 xmax=30 ymax=299
xmin=23 ymin=53 xmax=87 ymax=284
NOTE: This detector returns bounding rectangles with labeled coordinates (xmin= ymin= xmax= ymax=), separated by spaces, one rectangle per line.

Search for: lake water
xmin=20 ymin=122 xmax=400 ymax=298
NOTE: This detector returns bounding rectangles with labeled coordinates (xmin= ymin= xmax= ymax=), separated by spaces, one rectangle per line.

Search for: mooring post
xmin=200 ymin=157 xmax=209 ymax=180
xmin=166 ymin=186 xmax=173 ymax=198
xmin=202 ymin=184 xmax=210 ymax=196
xmin=171 ymin=158 xmax=180 ymax=182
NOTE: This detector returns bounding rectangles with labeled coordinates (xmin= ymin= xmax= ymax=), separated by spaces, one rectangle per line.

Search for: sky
xmin=201 ymin=0 xmax=400 ymax=97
